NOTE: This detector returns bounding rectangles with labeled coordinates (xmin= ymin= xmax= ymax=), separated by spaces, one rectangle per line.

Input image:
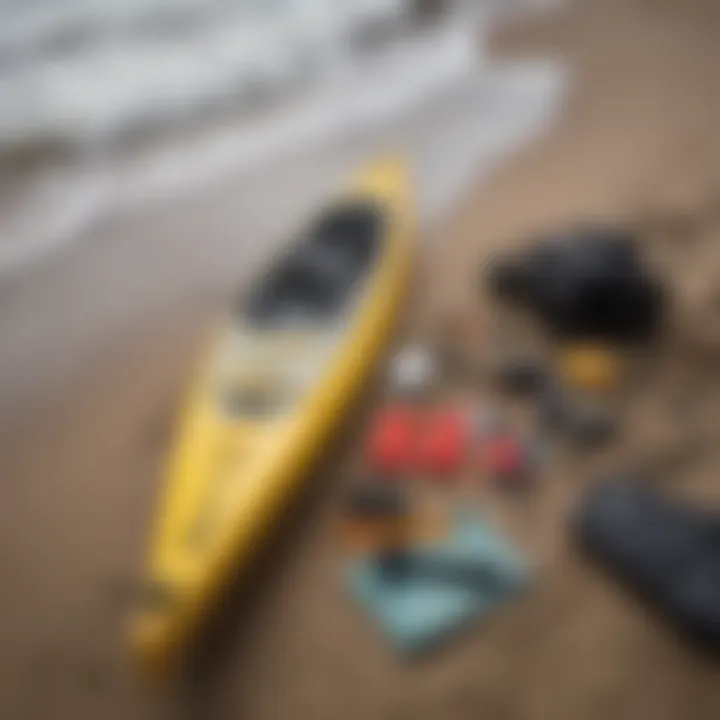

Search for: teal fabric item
xmin=347 ymin=512 xmax=529 ymax=653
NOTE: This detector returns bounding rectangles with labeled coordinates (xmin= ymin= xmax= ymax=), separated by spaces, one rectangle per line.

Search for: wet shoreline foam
xmin=0 ymin=1 xmax=563 ymax=278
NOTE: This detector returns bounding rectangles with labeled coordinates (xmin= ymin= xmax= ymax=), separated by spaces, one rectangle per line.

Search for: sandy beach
xmin=4 ymin=0 xmax=720 ymax=718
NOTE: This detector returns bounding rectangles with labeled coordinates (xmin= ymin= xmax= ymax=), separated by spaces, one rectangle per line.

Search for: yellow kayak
xmin=129 ymin=158 xmax=416 ymax=675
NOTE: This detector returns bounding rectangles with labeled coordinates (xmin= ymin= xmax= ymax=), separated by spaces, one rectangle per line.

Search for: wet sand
xmin=4 ymin=0 xmax=720 ymax=718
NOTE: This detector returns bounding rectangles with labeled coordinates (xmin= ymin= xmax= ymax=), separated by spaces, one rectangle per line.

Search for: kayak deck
xmin=130 ymin=159 xmax=414 ymax=676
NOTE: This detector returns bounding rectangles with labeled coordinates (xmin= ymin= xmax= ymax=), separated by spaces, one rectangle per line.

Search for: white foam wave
xmin=0 ymin=17 xmax=480 ymax=275
xmin=0 ymin=1 xmax=410 ymax=148
xmin=0 ymin=1 xmax=566 ymax=277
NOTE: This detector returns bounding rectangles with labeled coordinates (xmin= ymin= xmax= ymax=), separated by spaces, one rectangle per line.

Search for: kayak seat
xmin=313 ymin=202 xmax=384 ymax=268
xmin=245 ymin=202 xmax=384 ymax=325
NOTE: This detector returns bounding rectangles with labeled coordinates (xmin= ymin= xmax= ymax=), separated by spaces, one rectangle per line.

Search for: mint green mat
xmin=347 ymin=512 xmax=529 ymax=653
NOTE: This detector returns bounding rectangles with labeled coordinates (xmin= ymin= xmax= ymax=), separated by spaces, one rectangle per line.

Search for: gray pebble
xmin=539 ymin=381 xmax=568 ymax=429
xmin=496 ymin=357 xmax=548 ymax=395
xmin=568 ymin=401 xmax=616 ymax=448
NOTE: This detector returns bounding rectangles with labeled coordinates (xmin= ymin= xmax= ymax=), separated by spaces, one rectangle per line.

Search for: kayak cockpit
xmin=244 ymin=201 xmax=385 ymax=327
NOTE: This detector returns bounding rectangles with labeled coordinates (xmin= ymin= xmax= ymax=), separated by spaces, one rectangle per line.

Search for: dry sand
xmin=4 ymin=0 xmax=720 ymax=718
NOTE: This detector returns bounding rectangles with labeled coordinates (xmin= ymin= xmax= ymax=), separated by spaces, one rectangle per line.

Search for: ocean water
xmin=0 ymin=0 xmax=564 ymax=276
xmin=0 ymin=0 xmax=414 ymax=149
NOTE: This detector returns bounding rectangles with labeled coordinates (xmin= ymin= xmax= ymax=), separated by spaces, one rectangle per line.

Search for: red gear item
xmin=419 ymin=409 xmax=468 ymax=476
xmin=364 ymin=406 xmax=418 ymax=475
xmin=485 ymin=435 xmax=522 ymax=478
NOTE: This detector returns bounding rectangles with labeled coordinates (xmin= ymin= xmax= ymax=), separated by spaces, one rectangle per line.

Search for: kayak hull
xmin=129 ymin=159 xmax=416 ymax=675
